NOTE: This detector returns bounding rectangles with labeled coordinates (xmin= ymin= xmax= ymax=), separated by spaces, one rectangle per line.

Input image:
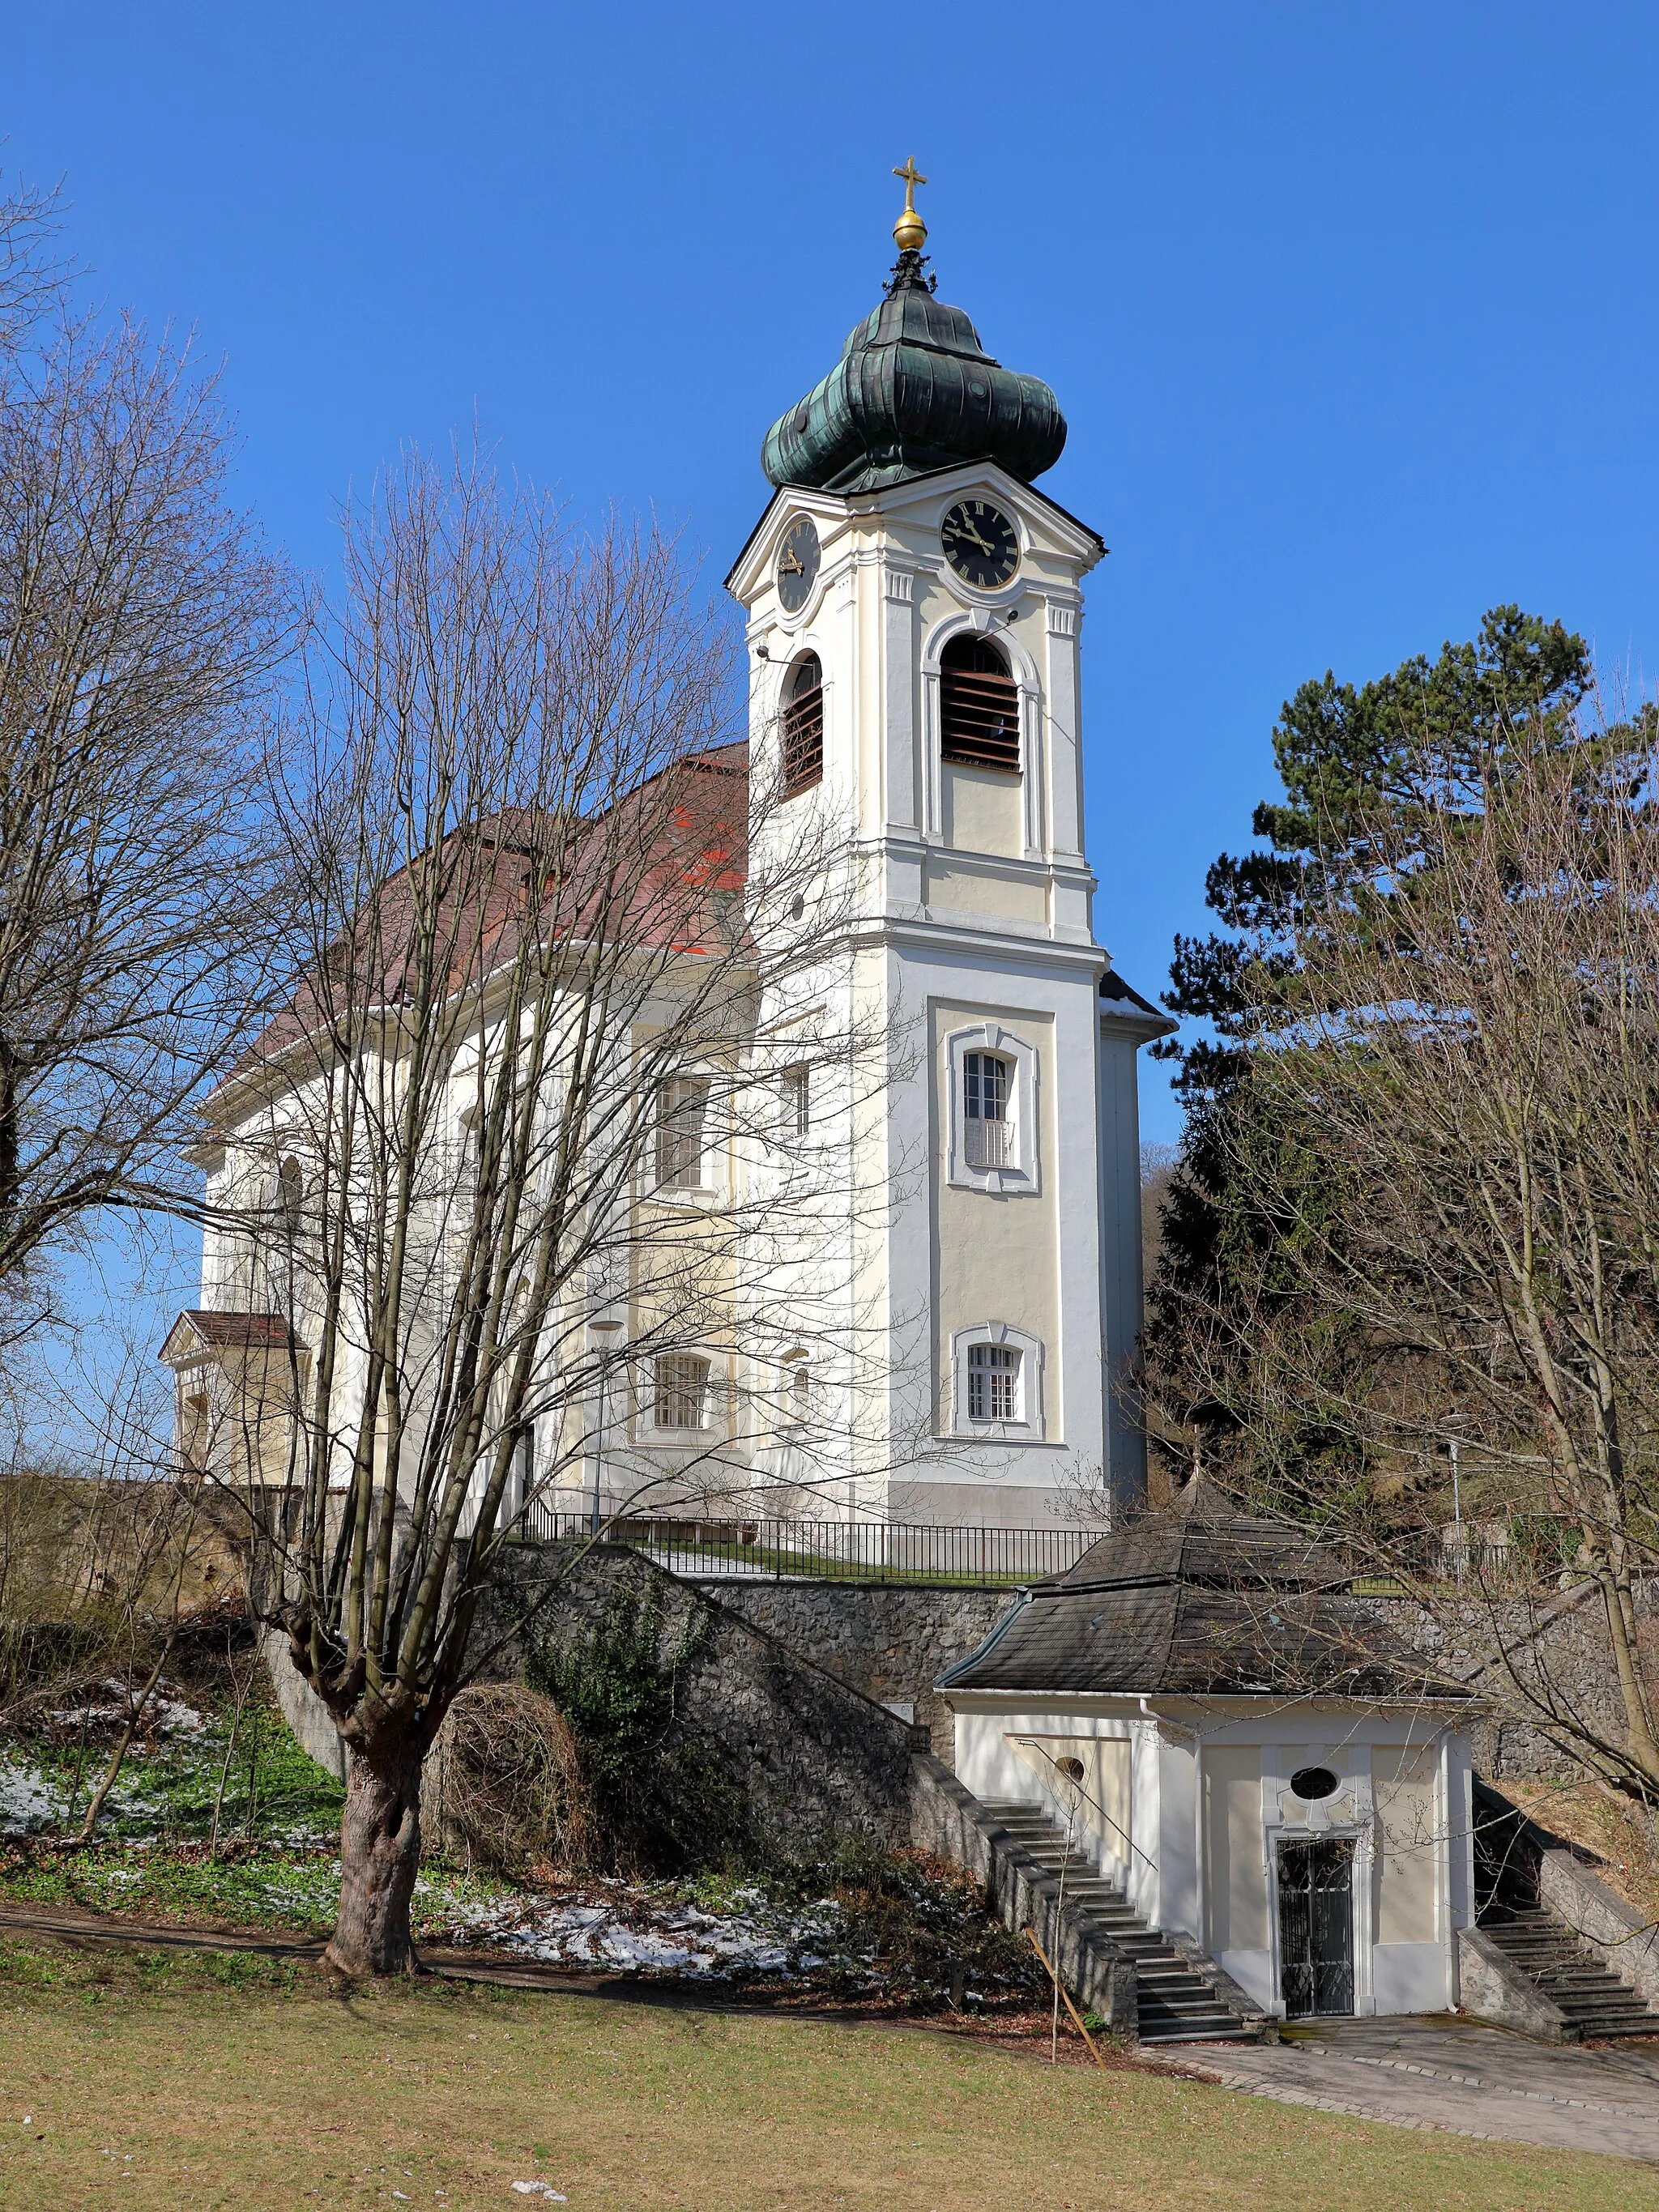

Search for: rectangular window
xmin=967 ymin=1343 xmax=1021 ymax=1422
xmin=655 ymin=1077 xmax=710 ymax=1191
xmin=654 ymin=1353 xmax=710 ymax=1432
xmin=962 ymin=1051 xmax=1011 ymax=1169
xmin=784 ymin=1064 xmax=809 ymax=1138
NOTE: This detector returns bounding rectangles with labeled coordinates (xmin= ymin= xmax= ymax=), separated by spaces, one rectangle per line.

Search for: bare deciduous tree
xmin=0 ymin=171 xmax=290 ymax=1345
xmin=1149 ymin=710 xmax=1659 ymax=1795
xmin=203 ymin=450 xmax=893 ymax=1972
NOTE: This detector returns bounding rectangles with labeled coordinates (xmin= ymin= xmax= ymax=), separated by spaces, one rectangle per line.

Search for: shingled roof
xmin=938 ymin=1481 xmax=1459 ymax=1703
xmin=160 ymin=1309 xmax=305 ymax=1362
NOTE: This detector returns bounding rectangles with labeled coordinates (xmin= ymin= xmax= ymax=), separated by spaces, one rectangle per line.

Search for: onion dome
xmin=761 ymin=161 xmax=1067 ymax=497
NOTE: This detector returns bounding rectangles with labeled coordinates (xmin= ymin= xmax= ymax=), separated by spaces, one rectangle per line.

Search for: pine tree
xmin=1146 ymin=607 xmax=1591 ymax=1465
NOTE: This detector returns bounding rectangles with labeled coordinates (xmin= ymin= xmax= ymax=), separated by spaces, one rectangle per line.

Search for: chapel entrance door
xmin=1277 ymin=1837 xmax=1355 ymax=2018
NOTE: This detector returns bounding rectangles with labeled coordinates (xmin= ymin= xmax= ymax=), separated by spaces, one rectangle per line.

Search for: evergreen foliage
xmin=1147 ymin=607 xmax=1592 ymax=1481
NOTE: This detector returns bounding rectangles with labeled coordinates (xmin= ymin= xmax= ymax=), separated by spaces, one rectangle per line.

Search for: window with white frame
xmin=950 ymin=1322 xmax=1044 ymax=1437
xmin=655 ymin=1077 xmax=710 ymax=1191
xmin=653 ymin=1353 xmax=710 ymax=1433
xmin=945 ymin=1023 xmax=1039 ymax=1193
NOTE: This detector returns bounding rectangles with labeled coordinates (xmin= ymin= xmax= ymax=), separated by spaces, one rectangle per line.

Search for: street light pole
xmin=1450 ymin=1436 xmax=1464 ymax=1586
xmin=589 ymin=1317 xmax=624 ymax=1536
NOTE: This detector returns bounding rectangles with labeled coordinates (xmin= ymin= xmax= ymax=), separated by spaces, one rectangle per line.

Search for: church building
xmin=162 ymin=166 xmax=1170 ymax=1536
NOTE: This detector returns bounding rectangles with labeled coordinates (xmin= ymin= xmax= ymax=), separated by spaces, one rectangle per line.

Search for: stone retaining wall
xmin=504 ymin=1545 xmax=922 ymax=1855
xmin=699 ymin=1580 xmax=1013 ymax=1764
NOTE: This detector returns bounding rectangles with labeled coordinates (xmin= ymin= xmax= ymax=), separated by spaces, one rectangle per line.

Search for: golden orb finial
xmin=892 ymin=157 xmax=928 ymax=252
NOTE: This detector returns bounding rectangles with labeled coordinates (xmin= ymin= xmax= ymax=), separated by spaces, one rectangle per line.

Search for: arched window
xmin=962 ymin=1051 xmax=1011 ymax=1169
xmin=946 ymin=1022 xmax=1039 ymax=1193
xmin=781 ymin=1351 xmax=812 ymax=1430
xmin=951 ymin=1322 xmax=1045 ymax=1437
xmin=940 ymin=634 xmax=1021 ymax=774
xmin=781 ymin=652 xmax=824 ymax=795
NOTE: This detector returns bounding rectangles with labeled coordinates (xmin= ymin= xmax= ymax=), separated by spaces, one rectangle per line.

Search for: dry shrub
xmin=425 ymin=1683 xmax=591 ymax=1875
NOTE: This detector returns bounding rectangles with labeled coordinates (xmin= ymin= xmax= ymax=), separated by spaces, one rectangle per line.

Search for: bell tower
xmin=727 ymin=171 xmax=1171 ymax=1529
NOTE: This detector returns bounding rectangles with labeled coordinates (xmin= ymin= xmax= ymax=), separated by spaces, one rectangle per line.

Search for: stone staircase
xmin=1481 ymin=1907 xmax=1659 ymax=2042
xmin=979 ymin=1800 xmax=1261 ymax=2044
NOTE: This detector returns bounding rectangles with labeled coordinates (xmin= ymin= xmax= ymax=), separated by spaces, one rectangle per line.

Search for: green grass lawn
xmin=0 ymin=1938 xmax=1652 ymax=2212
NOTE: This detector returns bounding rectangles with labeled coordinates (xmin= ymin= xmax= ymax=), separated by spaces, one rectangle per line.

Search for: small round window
xmin=1290 ymin=1764 xmax=1339 ymax=1802
xmin=1056 ymin=1756 xmax=1085 ymax=1781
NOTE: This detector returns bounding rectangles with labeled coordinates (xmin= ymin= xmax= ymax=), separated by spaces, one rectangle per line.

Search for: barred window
xmin=967 ymin=1342 xmax=1021 ymax=1422
xmin=781 ymin=653 xmax=824 ymax=795
xmin=655 ymin=1077 xmax=710 ymax=1191
xmin=962 ymin=1050 xmax=1011 ymax=1169
xmin=940 ymin=634 xmax=1020 ymax=774
xmin=654 ymin=1353 xmax=710 ymax=1432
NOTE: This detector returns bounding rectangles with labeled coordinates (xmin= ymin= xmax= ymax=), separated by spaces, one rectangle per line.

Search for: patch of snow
xmin=435 ymin=1879 xmax=851 ymax=1980
xmin=0 ymin=1757 xmax=65 ymax=1834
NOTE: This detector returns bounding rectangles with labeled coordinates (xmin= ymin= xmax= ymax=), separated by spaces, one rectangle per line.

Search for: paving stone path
xmin=1158 ymin=2015 xmax=1659 ymax=2163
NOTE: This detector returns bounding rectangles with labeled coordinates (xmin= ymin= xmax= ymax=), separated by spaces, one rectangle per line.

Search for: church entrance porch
xmin=1277 ymin=1836 xmax=1356 ymax=2019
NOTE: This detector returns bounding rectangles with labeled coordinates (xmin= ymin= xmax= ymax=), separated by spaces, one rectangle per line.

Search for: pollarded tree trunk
xmin=324 ymin=1734 xmax=426 ymax=1977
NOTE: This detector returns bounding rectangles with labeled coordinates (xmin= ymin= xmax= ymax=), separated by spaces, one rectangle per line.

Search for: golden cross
xmin=893 ymin=156 xmax=928 ymax=215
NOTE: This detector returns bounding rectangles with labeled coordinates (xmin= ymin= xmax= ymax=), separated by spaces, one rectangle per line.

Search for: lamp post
xmin=589 ymin=1316 xmax=625 ymax=1535
xmin=1449 ymin=1437 xmax=1464 ymax=1586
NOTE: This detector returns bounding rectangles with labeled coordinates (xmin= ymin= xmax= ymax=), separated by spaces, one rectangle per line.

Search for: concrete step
xmin=982 ymin=1796 xmax=1263 ymax=2045
xmin=1479 ymin=1901 xmax=1659 ymax=2039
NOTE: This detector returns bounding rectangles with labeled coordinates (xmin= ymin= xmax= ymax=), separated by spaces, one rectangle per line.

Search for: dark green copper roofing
xmin=761 ymin=250 xmax=1066 ymax=496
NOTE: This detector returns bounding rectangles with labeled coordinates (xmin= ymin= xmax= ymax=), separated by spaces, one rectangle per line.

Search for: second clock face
xmin=940 ymin=499 xmax=1019 ymax=590
xmin=776 ymin=514 xmax=820 ymax=612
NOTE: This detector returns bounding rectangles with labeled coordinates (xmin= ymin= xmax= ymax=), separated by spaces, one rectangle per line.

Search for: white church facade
xmin=163 ymin=175 xmax=1170 ymax=1536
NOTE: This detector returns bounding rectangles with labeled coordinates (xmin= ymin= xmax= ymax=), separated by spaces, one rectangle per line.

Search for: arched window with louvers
xmin=939 ymin=633 xmax=1021 ymax=775
xmin=780 ymin=651 xmax=823 ymax=796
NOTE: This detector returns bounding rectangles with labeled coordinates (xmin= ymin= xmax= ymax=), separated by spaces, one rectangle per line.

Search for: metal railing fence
xmin=515 ymin=1505 xmax=1095 ymax=1587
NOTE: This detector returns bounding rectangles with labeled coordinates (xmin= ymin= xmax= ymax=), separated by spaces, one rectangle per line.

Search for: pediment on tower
xmin=726 ymin=462 xmax=1104 ymax=615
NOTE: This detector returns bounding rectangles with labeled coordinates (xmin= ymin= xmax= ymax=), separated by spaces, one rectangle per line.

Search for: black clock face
xmin=776 ymin=514 xmax=820 ymax=612
xmin=941 ymin=499 xmax=1020 ymax=590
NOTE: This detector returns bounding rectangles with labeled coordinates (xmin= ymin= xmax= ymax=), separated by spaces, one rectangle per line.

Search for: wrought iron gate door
xmin=1277 ymin=1836 xmax=1355 ymax=2018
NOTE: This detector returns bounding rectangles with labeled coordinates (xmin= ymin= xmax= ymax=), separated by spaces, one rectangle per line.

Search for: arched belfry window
xmin=940 ymin=634 xmax=1021 ymax=775
xmin=781 ymin=652 xmax=823 ymax=795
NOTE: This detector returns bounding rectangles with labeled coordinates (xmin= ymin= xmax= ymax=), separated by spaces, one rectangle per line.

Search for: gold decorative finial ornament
xmin=892 ymin=157 xmax=928 ymax=252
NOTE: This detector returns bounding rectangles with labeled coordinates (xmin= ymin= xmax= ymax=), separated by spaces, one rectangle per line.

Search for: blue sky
xmin=7 ymin=3 xmax=1659 ymax=1391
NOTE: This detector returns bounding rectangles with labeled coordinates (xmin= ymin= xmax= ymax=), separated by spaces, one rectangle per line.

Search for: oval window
xmin=1056 ymin=1756 xmax=1085 ymax=1781
xmin=1290 ymin=1764 xmax=1339 ymax=1803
